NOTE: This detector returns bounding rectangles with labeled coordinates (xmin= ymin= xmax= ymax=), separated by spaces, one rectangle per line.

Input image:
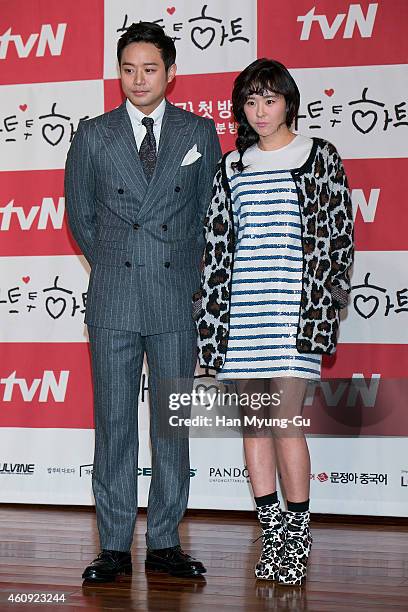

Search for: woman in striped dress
xmin=203 ymin=59 xmax=352 ymax=586
xmin=217 ymin=138 xmax=321 ymax=382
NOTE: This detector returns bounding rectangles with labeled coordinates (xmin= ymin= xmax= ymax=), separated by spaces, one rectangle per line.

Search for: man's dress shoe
xmin=82 ymin=550 xmax=132 ymax=582
xmin=145 ymin=545 xmax=206 ymax=577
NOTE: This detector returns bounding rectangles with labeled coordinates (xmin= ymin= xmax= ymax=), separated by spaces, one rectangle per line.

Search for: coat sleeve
xmin=197 ymin=119 xmax=223 ymax=226
xmin=194 ymin=158 xmax=232 ymax=368
xmin=64 ymin=120 xmax=97 ymax=265
xmin=327 ymin=145 xmax=354 ymax=309
xmin=192 ymin=159 xmax=225 ymax=311
xmin=203 ymin=158 xmax=233 ymax=271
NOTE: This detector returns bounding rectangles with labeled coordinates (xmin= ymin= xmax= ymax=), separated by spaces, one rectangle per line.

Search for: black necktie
xmin=139 ymin=116 xmax=156 ymax=181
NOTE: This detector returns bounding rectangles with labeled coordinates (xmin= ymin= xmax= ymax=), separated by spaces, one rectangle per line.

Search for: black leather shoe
xmin=145 ymin=545 xmax=206 ymax=577
xmin=82 ymin=550 xmax=132 ymax=582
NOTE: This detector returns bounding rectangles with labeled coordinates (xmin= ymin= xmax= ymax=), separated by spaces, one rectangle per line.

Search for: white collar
xmin=126 ymin=97 xmax=166 ymax=126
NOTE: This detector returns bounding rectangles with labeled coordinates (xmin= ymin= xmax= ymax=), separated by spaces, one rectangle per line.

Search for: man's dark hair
xmin=117 ymin=22 xmax=176 ymax=71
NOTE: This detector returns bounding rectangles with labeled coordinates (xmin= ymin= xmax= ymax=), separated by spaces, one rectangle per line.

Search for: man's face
xmin=120 ymin=42 xmax=176 ymax=114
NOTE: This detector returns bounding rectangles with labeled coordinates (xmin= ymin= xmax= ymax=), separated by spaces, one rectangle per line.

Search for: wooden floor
xmin=0 ymin=506 xmax=407 ymax=611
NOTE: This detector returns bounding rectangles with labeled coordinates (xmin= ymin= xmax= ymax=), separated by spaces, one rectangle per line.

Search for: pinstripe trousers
xmin=87 ymin=325 xmax=197 ymax=551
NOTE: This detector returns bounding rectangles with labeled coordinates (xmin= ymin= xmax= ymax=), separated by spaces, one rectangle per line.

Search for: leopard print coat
xmin=194 ymin=137 xmax=354 ymax=370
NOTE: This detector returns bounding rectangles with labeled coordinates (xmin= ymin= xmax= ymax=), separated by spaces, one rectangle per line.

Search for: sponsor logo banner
xmin=338 ymin=251 xmax=408 ymax=344
xmin=258 ymin=1 xmax=408 ymax=68
xmin=0 ymin=343 xmax=93 ymax=428
xmin=104 ymin=0 xmax=256 ymax=77
xmin=292 ymin=64 xmax=408 ymax=159
xmin=0 ymin=79 xmax=104 ymax=171
xmin=0 ymin=170 xmax=80 ymax=257
xmin=347 ymin=158 xmax=408 ymax=252
xmin=0 ymin=255 xmax=89 ymax=342
xmin=0 ymin=0 xmax=103 ymax=85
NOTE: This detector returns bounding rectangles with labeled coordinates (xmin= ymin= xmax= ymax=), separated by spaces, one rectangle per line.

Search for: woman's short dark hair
xmin=117 ymin=22 xmax=176 ymax=71
xmin=231 ymin=58 xmax=300 ymax=171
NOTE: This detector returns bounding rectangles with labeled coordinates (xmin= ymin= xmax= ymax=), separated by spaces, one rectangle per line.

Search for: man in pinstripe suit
xmin=65 ymin=23 xmax=221 ymax=582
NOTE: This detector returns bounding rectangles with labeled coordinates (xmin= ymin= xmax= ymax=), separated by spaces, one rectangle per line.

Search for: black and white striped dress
xmin=217 ymin=136 xmax=322 ymax=380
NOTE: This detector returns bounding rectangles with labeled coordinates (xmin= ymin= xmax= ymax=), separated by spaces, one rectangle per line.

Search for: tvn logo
xmin=298 ymin=4 xmax=378 ymax=40
xmin=0 ymin=198 xmax=65 ymax=231
xmin=351 ymin=189 xmax=379 ymax=223
xmin=1 ymin=371 xmax=69 ymax=402
xmin=0 ymin=24 xmax=67 ymax=59
xmin=304 ymin=374 xmax=381 ymax=408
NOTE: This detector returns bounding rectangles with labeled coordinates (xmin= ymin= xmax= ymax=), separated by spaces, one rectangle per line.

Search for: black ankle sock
xmin=287 ymin=499 xmax=309 ymax=512
xmin=255 ymin=491 xmax=278 ymax=507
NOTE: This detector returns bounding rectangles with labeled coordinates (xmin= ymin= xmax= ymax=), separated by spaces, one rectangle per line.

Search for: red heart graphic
xmin=19 ymin=104 xmax=28 ymax=111
xmin=22 ymin=276 xmax=30 ymax=284
xmin=167 ymin=6 xmax=176 ymax=14
xmin=324 ymin=89 xmax=334 ymax=97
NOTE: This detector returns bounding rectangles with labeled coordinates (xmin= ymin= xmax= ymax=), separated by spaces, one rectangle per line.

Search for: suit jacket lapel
xmin=137 ymin=100 xmax=195 ymax=217
xmin=97 ymin=101 xmax=148 ymax=197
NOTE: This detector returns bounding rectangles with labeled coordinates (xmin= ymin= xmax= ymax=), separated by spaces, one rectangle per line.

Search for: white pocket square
xmin=181 ymin=144 xmax=202 ymax=166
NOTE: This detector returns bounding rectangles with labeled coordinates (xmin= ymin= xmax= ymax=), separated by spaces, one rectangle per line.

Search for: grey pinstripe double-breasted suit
xmin=65 ymin=99 xmax=221 ymax=551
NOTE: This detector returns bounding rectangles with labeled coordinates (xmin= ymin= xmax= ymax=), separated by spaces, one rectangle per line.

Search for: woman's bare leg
xmin=238 ymin=377 xmax=310 ymax=501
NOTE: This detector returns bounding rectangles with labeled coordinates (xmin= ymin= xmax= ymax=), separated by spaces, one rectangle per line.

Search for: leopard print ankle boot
xmin=278 ymin=510 xmax=312 ymax=586
xmin=255 ymin=502 xmax=287 ymax=580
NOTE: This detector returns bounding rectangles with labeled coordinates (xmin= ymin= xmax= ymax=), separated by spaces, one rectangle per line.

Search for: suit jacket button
xmin=118 ymin=188 xmax=124 ymax=194
xmin=125 ymin=261 xmax=132 ymax=268
xmin=161 ymin=224 xmax=168 ymax=231
xmin=164 ymin=261 xmax=170 ymax=268
xmin=133 ymin=223 xmax=140 ymax=230
xmin=174 ymin=186 xmax=181 ymax=192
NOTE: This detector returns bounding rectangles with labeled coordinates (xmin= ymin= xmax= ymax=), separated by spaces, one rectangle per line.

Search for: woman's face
xmin=243 ymin=91 xmax=287 ymax=139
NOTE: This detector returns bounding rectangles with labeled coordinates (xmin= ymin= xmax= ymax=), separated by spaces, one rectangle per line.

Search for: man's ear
xmin=167 ymin=63 xmax=177 ymax=84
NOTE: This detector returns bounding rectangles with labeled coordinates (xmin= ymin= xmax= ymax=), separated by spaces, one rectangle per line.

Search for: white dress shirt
xmin=126 ymin=97 xmax=166 ymax=152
